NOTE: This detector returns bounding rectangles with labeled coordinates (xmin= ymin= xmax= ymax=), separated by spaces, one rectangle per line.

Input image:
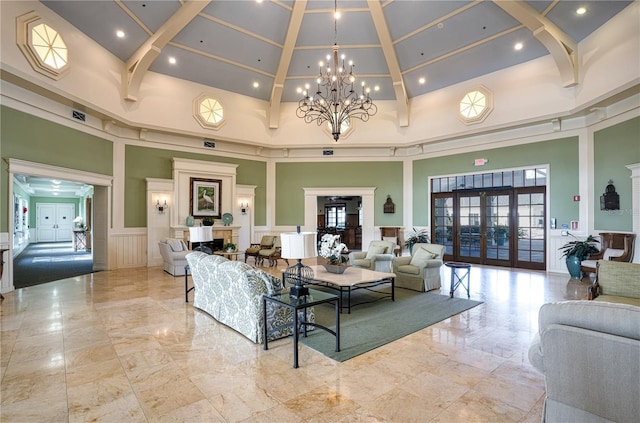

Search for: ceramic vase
xmin=565 ymin=255 xmax=582 ymax=279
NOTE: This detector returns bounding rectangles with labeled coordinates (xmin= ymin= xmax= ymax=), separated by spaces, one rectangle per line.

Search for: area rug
xmin=300 ymin=288 xmax=482 ymax=362
xmin=13 ymin=242 xmax=95 ymax=289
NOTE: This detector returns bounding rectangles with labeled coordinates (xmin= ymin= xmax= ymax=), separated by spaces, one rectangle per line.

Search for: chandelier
xmin=296 ymin=0 xmax=377 ymax=142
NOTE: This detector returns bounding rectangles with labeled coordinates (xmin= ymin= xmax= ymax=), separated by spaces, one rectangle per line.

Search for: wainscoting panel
xmin=111 ymin=232 xmax=147 ymax=268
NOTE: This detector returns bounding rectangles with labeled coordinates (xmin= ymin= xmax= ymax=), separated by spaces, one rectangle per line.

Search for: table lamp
xmin=189 ymin=226 xmax=213 ymax=254
xmin=280 ymin=228 xmax=317 ymax=298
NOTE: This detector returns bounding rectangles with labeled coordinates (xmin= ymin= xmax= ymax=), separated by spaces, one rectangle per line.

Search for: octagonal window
xmin=193 ymin=95 xmax=226 ymax=129
xmin=17 ymin=12 xmax=70 ymax=80
xmin=458 ymin=86 xmax=493 ymax=124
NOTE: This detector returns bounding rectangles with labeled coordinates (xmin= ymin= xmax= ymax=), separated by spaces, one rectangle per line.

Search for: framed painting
xmin=190 ymin=177 xmax=222 ymax=218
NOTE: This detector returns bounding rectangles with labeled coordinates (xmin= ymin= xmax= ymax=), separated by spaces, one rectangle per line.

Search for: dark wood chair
xmin=244 ymin=235 xmax=274 ymax=264
xmin=581 ymin=232 xmax=636 ymax=277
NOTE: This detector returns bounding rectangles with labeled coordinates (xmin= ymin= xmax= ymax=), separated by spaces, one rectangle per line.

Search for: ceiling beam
xmin=494 ymin=0 xmax=578 ymax=87
xmin=122 ymin=1 xmax=211 ymax=102
xmin=367 ymin=0 xmax=409 ymax=127
xmin=269 ymin=0 xmax=306 ymax=129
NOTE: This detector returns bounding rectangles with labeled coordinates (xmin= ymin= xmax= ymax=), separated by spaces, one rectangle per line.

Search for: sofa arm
xmin=423 ymin=259 xmax=443 ymax=269
xmin=349 ymin=251 xmax=367 ymax=262
xmin=528 ymin=333 xmax=544 ymax=373
xmin=372 ymin=253 xmax=394 ymax=262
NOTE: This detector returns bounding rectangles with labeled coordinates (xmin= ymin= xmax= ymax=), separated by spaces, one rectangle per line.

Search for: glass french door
xmin=432 ymin=187 xmax=546 ymax=270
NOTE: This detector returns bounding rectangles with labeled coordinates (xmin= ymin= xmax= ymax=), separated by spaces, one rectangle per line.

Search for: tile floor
xmin=0 ymin=260 xmax=591 ymax=422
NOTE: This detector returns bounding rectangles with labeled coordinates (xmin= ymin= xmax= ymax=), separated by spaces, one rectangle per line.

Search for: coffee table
xmin=301 ymin=265 xmax=395 ymax=314
xmin=213 ymin=250 xmax=244 ymax=261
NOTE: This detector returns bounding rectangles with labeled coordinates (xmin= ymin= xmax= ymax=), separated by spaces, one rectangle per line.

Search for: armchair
xmin=581 ymin=232 xmax=635 ymax=276
xmin=245 ymin=235 xmax=275 ymax=264
xmin=158 ymin=238 xmax=189 ymax=276
xmin=348 ymin=240 xmax=396 ymax=273
xmin=257 ymin=235 xmax=289 ymax=267
xmin=588 ymin=260 xmax=640 ymax=306
xmin=528 ymin=301 xmax=640 ymax=423
xmin=392 ymin=243 xmax=445 ymax=292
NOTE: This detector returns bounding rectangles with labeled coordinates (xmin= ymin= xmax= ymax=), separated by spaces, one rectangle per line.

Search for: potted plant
xmin=223 ymin=242 xmax=236 ymax=252
xmin=559 ymin=233 xmax=600 ymax=279
xmin=319 ymin=234 xmax=348 ymax=273
xmin=404 ymin=227 xmax=430 ymax=254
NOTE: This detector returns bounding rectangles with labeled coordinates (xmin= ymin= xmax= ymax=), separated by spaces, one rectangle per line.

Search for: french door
xmin=432 ymin=187 xmax=545 ymax=270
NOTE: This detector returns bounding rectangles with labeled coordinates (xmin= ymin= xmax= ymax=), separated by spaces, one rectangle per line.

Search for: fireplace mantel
xmin=171 ymin=226 xmax=240 ymax=249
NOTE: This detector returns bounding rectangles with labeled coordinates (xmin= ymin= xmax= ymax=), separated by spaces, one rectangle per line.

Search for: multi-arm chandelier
xmin=296 ymin=0 xmax=377 ymax=142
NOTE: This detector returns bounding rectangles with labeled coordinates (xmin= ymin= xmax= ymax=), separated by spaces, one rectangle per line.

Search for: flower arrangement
xmin=73 ymin=216 xmax=85 ymax=229
xmin=319 ymin=234 xmax=348 ymax=265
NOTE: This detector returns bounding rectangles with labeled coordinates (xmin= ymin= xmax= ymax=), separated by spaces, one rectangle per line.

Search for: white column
xmin=625 ymin=163 xmax=640 ymax=263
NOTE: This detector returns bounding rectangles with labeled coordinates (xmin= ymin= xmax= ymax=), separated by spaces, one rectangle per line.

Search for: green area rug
xmin=300 ymin=288 xmax=482 ymax=362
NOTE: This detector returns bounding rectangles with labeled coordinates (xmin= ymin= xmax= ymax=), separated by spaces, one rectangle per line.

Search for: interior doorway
xmin=4 ymin=159 xmax=112 ymax=294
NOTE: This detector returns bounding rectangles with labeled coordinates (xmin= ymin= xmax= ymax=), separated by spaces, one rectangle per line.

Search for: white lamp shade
xmin=189 ymin=226 xmax=213 ymax=243
xmin=280 ymin=232 xmax=317 ymax=259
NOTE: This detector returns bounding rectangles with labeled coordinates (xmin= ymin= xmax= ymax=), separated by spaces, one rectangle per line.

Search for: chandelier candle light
xmin=296 ymin=0 xmax=377 ymax=142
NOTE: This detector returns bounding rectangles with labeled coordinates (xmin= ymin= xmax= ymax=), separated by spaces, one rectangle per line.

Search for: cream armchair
xmin=158 ymin=238 xmax=190 ymax=276
xmin=392 ymin=243 xmax=445 ymax=292
xmin=348 ymin=240 xmax=396 ymax=273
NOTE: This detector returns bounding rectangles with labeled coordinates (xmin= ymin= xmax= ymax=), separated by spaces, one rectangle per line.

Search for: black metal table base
xmin=304 ymin=277 xmax=395 ymax=314
xmin=184 ymin=265 xmax=194 ymax=302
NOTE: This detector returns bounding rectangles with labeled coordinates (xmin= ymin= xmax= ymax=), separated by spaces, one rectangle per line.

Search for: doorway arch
xmin=3 ymin=159 xmax=112 ymax=294
xmin=303 ymin=187 xmax=376 ymax=249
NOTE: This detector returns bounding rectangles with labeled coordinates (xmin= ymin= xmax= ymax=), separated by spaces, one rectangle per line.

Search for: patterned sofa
xmin=185 ymin=251 xmax=314 ymax=344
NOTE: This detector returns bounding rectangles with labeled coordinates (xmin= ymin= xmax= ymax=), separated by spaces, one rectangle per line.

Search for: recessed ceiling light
xmin=253 ymin=81 xmax=259 ymax=88
xmin=116 ymin=30 xmax=125 ymax=38
xmin=168 ymin=57 xmax=176 ymax=65
xmin=576 ymin=7 xmax=587 ymax=15
xmin=256 ymin=0 xmax=263 ymax=3
xmin=374 ymin=85 xmax=380 ymax=92
xmin=335 ymin=11 xmax=341 ymax=20
xmin=52 ymin=180 xmax=61 ymax=184
xmin=418 ymin=77 xmax=426 ymax=84
xmin=514 ymin=42 xmax=523 ymax=51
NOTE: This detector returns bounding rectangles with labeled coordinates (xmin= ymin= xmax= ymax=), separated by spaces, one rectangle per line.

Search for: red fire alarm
xmin=573 ymin=195 xmax=580 ymax=201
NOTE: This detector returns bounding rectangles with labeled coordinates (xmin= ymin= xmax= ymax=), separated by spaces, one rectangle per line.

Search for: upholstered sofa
xmin=186 ymin=251 xmax=314 ymax=344
xmin=588 ymin=260 xmax=640 ymax=306
xmin=348 ymin=240 xmax=396 ymax=273
xmin=158 ymin=238 xmax=190 ymax=276
xmin=392 ymin=243 xmax=445 ymax=292
xmin=528 ymin=301 xmax=639 ymax=422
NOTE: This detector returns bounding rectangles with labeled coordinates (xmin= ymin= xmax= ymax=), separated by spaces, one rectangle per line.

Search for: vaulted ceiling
xmin=41 ymin=0 xmax=632 ymax=129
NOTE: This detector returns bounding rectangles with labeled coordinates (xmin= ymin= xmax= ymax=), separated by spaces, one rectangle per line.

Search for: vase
xmin=565 ymin=255 xmax=582 ymax=279
xmin=322 ymin=263 xmax=348 ymax=274
xmin=186 ymin=215 xmax=195 ymax=227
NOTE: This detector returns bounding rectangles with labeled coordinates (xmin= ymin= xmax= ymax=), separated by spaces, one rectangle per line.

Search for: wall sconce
xmin=240 ymin=202 xmax=248 ymax=215
xmin=156 ymin=199 xmax=168 ymax=214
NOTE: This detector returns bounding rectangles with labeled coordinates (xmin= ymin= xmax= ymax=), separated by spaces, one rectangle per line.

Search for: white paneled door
xmin=36 ymin=203 xmax=75 ymax=242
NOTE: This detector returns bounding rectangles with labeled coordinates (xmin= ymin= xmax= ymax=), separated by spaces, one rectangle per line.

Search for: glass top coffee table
xmin=298 ymin=265 xmax=395 ymax=314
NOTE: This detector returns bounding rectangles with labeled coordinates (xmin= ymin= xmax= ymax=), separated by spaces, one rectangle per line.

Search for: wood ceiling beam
xmin=269 ymin=0 xmax=306 ymax=129
xmin=494 ymin=0 xmax=578 ymax=87
xmin=367 ymin=0 xmax=409 ymax=127
xmin=122 ymin=1 xmax=211 ymax=102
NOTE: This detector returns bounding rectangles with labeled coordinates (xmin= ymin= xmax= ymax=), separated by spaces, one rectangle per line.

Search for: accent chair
xmin=158 ymin=238 xmax=190 ymax=276
xmin=581 ymin=232 xmax=636 ymax=277
xmin=348 ymin=240 xmax=396 ymax=273
xmin=245 ymin=235 xmax=275 ymax=264
xmin=392 ymin=243 xmax=445 ymax=292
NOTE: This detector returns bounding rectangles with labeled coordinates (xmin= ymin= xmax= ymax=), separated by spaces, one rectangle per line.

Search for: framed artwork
xmin=190 ymin=177 xmax=222 ymax=218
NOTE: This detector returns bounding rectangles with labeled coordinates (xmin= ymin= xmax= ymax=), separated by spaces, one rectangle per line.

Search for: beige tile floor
xmin=0 ymin=260 xmax=591 ymax=422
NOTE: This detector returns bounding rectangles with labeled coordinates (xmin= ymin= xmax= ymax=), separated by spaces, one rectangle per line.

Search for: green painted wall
xmin=124 ymin=146 xmax=267 ymax=227
xmin=413 ymin=137 xmax=580 ymax=227
xmin=0 ymin=106 xmax=113 ymax=232
xmin=593 ymin=117 xmax=640 ymax=231
xmin=275 ymin=161 xmax=403 ymax=226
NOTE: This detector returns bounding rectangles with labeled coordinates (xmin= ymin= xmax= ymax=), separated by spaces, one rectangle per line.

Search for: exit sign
xmin=474 ymin=158 xmax=487 ymax=166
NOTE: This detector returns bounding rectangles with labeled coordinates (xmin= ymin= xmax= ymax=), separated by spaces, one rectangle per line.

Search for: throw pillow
xmin=383 ymin=236 xmax=397 ymax=245
xmin=366 ymin=245 xmax=387 ymax=259
xmin=410 ymin=247 xmax=437 ymax=268
xmin=167 ymin=239 xmax=184 ymax=252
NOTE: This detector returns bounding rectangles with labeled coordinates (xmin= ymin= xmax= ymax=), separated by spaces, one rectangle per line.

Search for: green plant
xmin=404 ymin=227 xmax=430 ymax=248
xmin=223 ymin=242 xmax=236 ymax=252
xmin=559 ymin=233 xmax=599 ymax=260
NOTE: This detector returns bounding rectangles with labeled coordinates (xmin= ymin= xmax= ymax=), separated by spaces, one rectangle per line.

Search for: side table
xmin=263 ymin=288 xmax=340 ymax=368
xmin=184 ymin=265 xmax=194 ymax=302
xmin=445 ymin=262 xmax=471 ymax=298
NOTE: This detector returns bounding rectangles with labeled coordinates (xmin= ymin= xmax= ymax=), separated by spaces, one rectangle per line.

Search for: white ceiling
xmin=14 ymin=175 xmax=92 ymax=199
xmin=40 ymin=0 xmax=632 ymax=105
